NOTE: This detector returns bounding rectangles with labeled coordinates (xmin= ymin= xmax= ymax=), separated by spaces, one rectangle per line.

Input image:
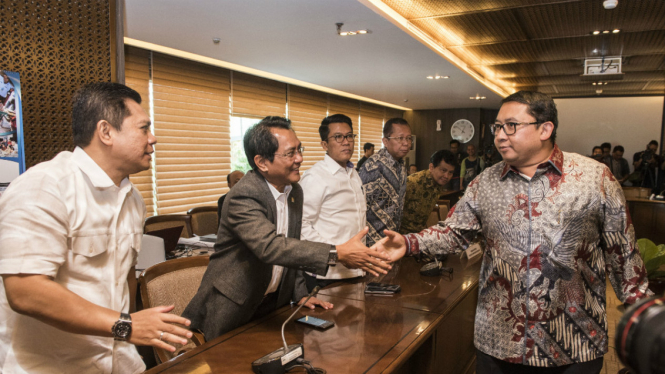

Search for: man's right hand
xmin=336 ymin=227 xmax=392 ymax=277
xmin=130 ymin=305 xmax=193 ymax=352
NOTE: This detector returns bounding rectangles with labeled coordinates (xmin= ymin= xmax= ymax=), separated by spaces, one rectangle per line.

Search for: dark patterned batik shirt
xmin=399 ymin=169 xmax=446 ymax=235
xmin=359 ymin=148 xmax=406 ymax=246
xmin=404 ymin=145 xmax=650 ymax=367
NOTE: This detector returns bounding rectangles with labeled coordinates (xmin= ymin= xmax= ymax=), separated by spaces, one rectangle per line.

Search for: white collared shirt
xmin=300 ymin=155 xmax=366 ymax=279
xmin=0 ymin=147 xmax=145 ymax=374
xmin=264 ymin=181 xmax=291 ymax=294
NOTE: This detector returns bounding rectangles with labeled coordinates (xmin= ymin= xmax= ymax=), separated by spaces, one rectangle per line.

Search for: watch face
xmin=114 ymin=322 xmax=132 ymax=339
xmin=451 ymin=119 xmax=474 ymax=143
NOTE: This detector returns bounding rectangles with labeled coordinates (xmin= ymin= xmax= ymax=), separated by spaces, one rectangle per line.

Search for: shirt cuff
xmin=404 ymin=234 xmax=420 ymax=256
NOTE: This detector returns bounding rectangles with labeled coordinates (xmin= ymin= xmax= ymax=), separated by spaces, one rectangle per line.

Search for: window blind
xmin=152 ymin=53 xmax=232 ymax=215
xmin=125 ymin=46 xmax=155 ymax=216
xmin=359 ymin=102 xmax=385 ymax=161
xmin=287 ymin=85 xmax=328 ymax=172
xmin=232 ymin=72 xmax=286 ymax=118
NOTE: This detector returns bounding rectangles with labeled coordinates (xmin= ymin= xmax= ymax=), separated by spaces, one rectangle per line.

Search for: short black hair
xmin=319 ymin=114 xmax=353 ymax=141
xmin=501 ymin=91 xmax=558 ymax=145
xmin=601 ymin=142 xmax=612 ymax=150
xmin=450 ymin=139 xmax=460 ymax=146
xmin=592 ymin=146 xmax=602 ymax=153
xmin=649 ymin=140 xmax=659 ymax=147
xmin=243 ymin=116 xmax=292 ymax=171
xmin=72 ymin=82 xmax=142 ymax=147
xmin=383 ymin=118 xmax=409 ymax=138
xmin=430 ymin=150 xmax=456 ymax=167
xmin=363 ymin=142 xmax=374 ymax=152
xmin=409 ymin=164 xmax=417 ymax=168
xmin=613 ymin=145 xmax=624 ymax=153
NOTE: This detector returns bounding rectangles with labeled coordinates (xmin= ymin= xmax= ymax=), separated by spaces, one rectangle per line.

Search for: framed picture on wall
xmin=0 ymin=70 xmax=25 ymax=183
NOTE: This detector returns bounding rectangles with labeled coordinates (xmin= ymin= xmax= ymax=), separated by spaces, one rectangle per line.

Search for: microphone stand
xmin=281 ymin=286 xmax=320 ymax=353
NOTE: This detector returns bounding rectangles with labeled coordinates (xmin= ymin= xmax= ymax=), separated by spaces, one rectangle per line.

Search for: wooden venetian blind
xmin=328 ymin=95 xmax=361 ymax=162
xmin=232 ymin=72 xmax=286 ymax=118
xmin=152 ymin=53 xmax=232 ymax=215
xmin=125 ymin=46 xmax=155 ymax=216
xmin=359 ymin=102 xmax=385 ymax=161
xmin=287 ymin=85 xmax=328 ymax=172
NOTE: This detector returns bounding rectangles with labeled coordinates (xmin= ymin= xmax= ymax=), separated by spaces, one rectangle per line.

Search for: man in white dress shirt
xmin=300 ymin=114 xmax=367 ymax=291
xmin=0 ymin=82 xmax=193 ymax=373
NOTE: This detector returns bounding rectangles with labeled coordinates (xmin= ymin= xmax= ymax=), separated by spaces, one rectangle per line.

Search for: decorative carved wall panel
xmin=0 ymin=0 xmax=112 ymax=167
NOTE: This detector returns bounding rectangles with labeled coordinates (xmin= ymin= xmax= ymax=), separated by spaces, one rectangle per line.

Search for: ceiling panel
xmin=380 ymin=0 xmax=577 ymax=19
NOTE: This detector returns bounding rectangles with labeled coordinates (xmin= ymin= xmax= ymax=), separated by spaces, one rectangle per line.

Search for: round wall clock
xmin=451 ymin=119 xmax=474 ymax=143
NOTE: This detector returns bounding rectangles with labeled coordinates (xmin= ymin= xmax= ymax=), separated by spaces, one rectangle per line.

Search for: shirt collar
xmin=72 ymin=147 xmax=122 ymax=189
xmin=266 ymin=180 xmax=293 ymax=201
xmin=500 ymin=144 xmax=564 ymax=180
xmin=322 ymin=154 xmax=353 ymax=175
xmin=378 ymin=147 xmax=405 ymax=167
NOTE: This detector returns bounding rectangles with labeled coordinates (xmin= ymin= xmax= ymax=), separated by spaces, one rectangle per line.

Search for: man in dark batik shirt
xmin=375 ymin=91 xmax=651 ymax=374
xmin=358 ymin=118 xmax=411 ymax=246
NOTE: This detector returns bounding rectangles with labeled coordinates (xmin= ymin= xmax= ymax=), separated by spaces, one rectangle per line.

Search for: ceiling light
xmin=442 ymin=76 xmax=449 ymax=79
xmin=603 ymin=0 xmax=618 ymax=10
xmin=596 ymin=89 xmax=603 ymax=94
xmin=481 ymin=96 xmax=486 ymax=99
xmin=613 ymin=29 xmax=620 ymax=33
xmin=603 ymin=30 xmax=610 ymax=34
xmin=427 ymin=76 xmax=434 ymax=79
xmin=592 ymin=49 xmax=598 ymax=53
xmin=592 ymin=82 xmax=597 ymax=85
xmin=592 ymin=30 xmax=600 ymax=35
xmin=335 ymin=22 xmax=370 ymax=37
xmin=435 ymin=75 xmax=441 ymax=79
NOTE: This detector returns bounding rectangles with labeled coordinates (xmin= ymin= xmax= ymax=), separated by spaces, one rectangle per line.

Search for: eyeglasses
xmin=327 ymin=134 xmax=357 ymax=143
xmin=385 ymin=136 xmax=414 ymax=144
xmin=490 ymin=122 xmax=541 ymax=136
xmin=274 ymin=146 xmax=305 ymax=159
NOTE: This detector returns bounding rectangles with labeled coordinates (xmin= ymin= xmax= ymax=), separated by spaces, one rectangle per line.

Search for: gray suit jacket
xmin=183 ymin=171 xmax=331 ymax=340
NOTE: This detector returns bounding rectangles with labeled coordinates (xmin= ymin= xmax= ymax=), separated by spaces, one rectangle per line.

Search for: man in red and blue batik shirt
xmin=376 ymin=91 xmax=651 ymax=374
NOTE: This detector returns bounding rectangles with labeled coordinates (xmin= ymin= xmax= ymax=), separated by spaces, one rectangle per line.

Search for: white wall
xmin=555 ymin=96 xmax=664 ymax=172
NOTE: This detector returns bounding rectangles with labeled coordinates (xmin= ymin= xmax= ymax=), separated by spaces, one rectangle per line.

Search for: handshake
xmin=333 ymin=226 xmax=407 ymax=277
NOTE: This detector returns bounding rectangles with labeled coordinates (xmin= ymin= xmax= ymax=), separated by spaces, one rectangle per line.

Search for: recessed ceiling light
xmin=435 ymin=75 xmax=441 ymax=79
xmin=603 ymin=30 xmax=610 ymax=34
xmin=481 ymin=96 xmax=486 ymax=99
xmin=340 ymin=31 xmax=348 ymax=36
xmin=592 ymin=82 xmax=597 ymax=85
xmin=358 ymin=30 xmax=368 ymax=34
xmin=442 ymin=76 xmax=450 ymax=79
xmin=427 ymin=76 xmax=434 ymax=79
xmin=613 ymin=29 xmax=620 ymax=33
xmin=592 ymin=30 xmax=600 ymax=35
xmin=347 ymin=31 xmax=356 ymax=35
xmin=592 ymin=49 xmax=598 ymax=53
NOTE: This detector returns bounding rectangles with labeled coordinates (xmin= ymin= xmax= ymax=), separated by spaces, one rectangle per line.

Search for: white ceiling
xmin=124 ymin=0 xmax=502 ymax=110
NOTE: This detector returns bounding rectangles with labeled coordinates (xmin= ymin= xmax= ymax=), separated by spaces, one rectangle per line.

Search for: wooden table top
xmin=146 ymin=255 xmax=481 ymax=374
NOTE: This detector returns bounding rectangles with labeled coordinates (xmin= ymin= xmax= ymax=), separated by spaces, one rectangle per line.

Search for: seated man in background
xmin=400 ymin=150 xmax=455 ymax=234
xmin=609 ymin=145 xmax=630 ymax=186
xmin=300 ymin=114 xmax=365 ymax=291
xmin=359 ymin=118 xmax=411 ymax=246
xmin=183 ymin=116 xmax=393 ymax=341
xmin=633 ymin=140 xmax=661 ymax=191
xmin=408 ymin=164 xmax=417 ymax=175
xmin=356 ymin=142 xmax=374 ymax=171
xmin=0 ymin=82 xmax=192 ymax=373
xmin=217 ymin=170 xmax=244 ymax=221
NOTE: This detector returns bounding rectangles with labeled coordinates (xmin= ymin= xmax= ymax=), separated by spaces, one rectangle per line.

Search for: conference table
xmin=145 ymin=253 xmax=482 ymax=374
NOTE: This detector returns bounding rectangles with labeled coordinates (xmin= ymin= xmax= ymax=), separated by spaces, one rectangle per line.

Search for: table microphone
xmin=251 ymin=286 xmax=321 ymax=374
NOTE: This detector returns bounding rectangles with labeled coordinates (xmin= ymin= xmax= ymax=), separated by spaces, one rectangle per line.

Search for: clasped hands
xmin=335 ymin=227 xmax=407 ymax=277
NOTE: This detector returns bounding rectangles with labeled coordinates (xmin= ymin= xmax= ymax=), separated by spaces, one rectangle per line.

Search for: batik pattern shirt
xmin=399 ymin=169 xmax=445 ymax=234
xmin=404 ymin=145 xmax=650 ymax=367
xmin=359 ymin=148 xmax=406 ymax=246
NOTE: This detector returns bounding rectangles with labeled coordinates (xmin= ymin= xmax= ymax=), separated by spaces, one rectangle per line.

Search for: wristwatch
xmin=327 ymin=246 xmax=337 ymax=267
xmin=112 ymin=313 xmax=132 ymax=341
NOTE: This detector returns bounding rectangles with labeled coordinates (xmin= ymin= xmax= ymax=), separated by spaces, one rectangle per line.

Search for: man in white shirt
xmin=0 ymin=82 xmax=193 ymax=373
xmin=300 ymin=114 xmax=366 ymax=291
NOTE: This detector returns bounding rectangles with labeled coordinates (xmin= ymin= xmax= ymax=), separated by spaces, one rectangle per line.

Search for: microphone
xmin=251 ymin=286 xmax=321 ymax=374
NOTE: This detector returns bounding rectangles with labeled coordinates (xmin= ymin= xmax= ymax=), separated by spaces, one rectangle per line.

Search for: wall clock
xmin=451 ymin=119 xmax=474 ymax=143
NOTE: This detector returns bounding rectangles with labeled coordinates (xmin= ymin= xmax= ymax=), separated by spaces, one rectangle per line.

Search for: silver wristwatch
xmin=327 ymin=246 xmax=337 ymax=267
xmin=112 ymin=313 xmax=132 ymax=341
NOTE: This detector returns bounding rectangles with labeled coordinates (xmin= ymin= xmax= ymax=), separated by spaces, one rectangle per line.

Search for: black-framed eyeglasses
xmin=327 ymin=134 xmax=357 ymax=143
xmin=490 ymin=122 xmax=541 ymax=136
xmin=274 ymin=146 xmax=305 ymax=159
xmin=385 ymin=136 xmax=414 ymax=144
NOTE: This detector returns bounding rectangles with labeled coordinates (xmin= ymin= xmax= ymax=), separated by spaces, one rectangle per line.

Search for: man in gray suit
xmin=183 ymin=116 xmax=392 ymax=341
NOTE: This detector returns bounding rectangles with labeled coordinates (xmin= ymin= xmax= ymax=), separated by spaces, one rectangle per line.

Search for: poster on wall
xmin=0 ymin=70 xmax=25 ymax=192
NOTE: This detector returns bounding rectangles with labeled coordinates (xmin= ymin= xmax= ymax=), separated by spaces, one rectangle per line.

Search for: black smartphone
xmin=364 ymin=282 xmax=401 ymax=294
xmin=295 ymin=316 xmax=334 ymax=330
